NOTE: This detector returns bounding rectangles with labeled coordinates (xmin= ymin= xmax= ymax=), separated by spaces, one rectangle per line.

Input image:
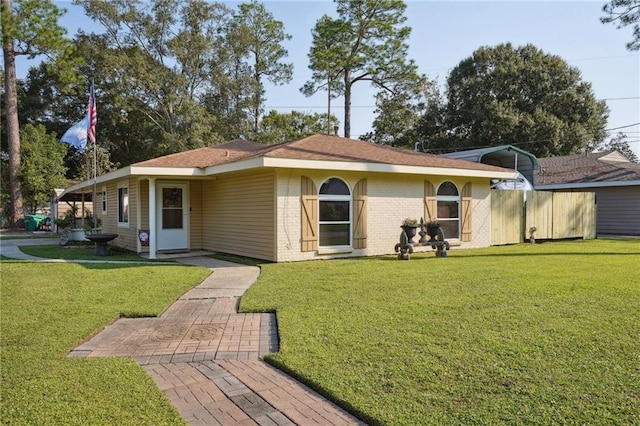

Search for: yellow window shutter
xmin=352 ymin=179 xmax=367 ymax=249
xmin=461 ymin=182 xmax=472 ymax=242
xmin=424 ymin=180 xmax=436 ymax=222
xmin=301 ymin=176 xmax=318 ymax=252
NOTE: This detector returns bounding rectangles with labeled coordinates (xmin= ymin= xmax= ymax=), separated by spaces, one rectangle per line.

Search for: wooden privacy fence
xmin=491 ymin=190 xmax=596 ymax=245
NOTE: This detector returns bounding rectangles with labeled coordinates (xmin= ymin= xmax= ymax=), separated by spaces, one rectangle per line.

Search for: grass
xmin=1 ymin=262 xmax=210 ymax=425
xmin=18 ymin=244 xmax=171 ymax=262
xmin=240 ymin=239 xmax=640 ymax=425
xmin=2 ymin=239 xmax=638 ymax=424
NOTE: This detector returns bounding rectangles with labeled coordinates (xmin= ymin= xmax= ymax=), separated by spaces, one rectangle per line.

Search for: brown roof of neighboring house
xmin=134 ymin=133 xmax=511 ymax=173
xmin=535 ymin=151 xmax=640 ymax=185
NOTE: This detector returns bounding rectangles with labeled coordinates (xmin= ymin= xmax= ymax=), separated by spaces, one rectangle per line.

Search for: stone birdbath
xmin=85 ymin=233 xmax=119 ymax=256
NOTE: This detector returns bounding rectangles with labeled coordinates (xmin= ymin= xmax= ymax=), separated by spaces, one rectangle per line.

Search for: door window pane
xmin=162 ymin=188 xmax=183 ymax=229
xmin=162 ymin=209 xmax=183 ymax=229
xmin=163 ymin=188 xmax=182 ymax=208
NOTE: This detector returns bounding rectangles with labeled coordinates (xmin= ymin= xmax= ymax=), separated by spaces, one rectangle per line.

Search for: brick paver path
xmin=68 ymin=256 xmax=364 ymax=425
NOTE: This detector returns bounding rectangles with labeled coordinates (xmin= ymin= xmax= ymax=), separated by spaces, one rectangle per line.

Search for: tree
xmin=257 ymin=110 xmax=340 ymax=144
xmin=302 ymin=0 xmax=424 ymax=138
xmin=18 ymin=124 xmax=67 ymax=213
xmin=1 ymin=0 xmax=78 ymax=227
xmin=416 ymin=43 xmax=609 ymax=157
xmin=226 ymin=0 xmax=292 ymax=136
xmin=75 ymin=0 xmax=229 ymax=157
xmin=362 ymin=78 xmax=432 ymax=147
xmin=597 ymin=132 xmax=639 ymax=162
xmin=601 ymin=0 xmax=640 ymax=50
xmin=73 ymin=144 xmax=119 ymax=182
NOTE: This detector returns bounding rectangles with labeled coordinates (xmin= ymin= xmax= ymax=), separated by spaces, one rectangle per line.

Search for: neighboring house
xmin=535 ymin=151 xmax=640 ymax=236
xmin=57 ymin=134 xmax=517 ymax=261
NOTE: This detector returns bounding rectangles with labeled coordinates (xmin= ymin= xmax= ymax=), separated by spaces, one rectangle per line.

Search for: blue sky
xmin=16 ymin=1 xmax=640 ymax=156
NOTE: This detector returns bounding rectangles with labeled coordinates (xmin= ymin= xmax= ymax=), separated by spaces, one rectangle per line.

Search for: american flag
xmin=87 ymin=82 xmax=97 ymax=144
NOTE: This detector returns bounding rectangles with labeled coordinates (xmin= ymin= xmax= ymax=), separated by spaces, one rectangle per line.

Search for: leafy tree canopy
xmin=18 ymin=124 xmax=67 ymax=212
xmin=302 ymin=0 xmax=424 ymax=138
xmin=362 ymin=78 xmax=434 ymax=147
xmin=601 ymin=0 xmax=640 ymax=50
xmin=226 ymin=0 xmax=292 ymax=135
xmin=597 ymin=132 xmax=639 ymax=162
xmin=1 ymin=0 xmax=81 ymax=226
xmin=416 ymin=43 xmax=609 ymax=157
xmin=257 ymin=110 xmax=339 ymax=144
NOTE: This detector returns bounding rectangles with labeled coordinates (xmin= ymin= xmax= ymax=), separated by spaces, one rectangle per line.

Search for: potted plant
xmin=401 ymin=218 xmax=420 ymax=243
xmin=83 ymin=211 xmax=102 ymax=236
xmin=55 ymin=206 xmax=78 ymax=245
xmin=426 ymin=219 xmax=441 ymax=239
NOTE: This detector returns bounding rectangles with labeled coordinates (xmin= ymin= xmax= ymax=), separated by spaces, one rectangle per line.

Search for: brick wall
xmin=275 ymin=171 xmax=494 ymax=262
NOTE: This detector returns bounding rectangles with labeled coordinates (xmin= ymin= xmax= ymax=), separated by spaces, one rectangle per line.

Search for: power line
xmin=600 ymin=97 xmax=640 ymax=101
xmin=605 ymin=122 xmax=640 ymax=131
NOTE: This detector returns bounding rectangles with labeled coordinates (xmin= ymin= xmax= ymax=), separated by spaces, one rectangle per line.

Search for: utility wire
xmin=605 ymin=122 xmax=640 ymax=131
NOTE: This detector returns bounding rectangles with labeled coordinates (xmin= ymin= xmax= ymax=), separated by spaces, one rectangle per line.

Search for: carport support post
xmin=149 ymin=177 xmax=157 ymax=259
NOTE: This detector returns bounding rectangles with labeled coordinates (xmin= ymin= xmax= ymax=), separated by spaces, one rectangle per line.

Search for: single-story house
xmin=535 ymin=150 xmax=640 ymax=236
xmin=58 ymin=134 xmax=517 ymax=261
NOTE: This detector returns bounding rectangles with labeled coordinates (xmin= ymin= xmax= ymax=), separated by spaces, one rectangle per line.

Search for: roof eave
xmin=205 ymin=157 xmax=518 ymax=179
xmin=535 ymin=180 xmax=640 ymax=190
xmin=56 ymin=166 xmax=205 ymax=199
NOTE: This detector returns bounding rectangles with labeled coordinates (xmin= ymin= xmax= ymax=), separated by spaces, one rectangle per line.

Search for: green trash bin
xmin=25 ymin=215 xmax=37 ymax=231
xmin=33 ymin=214 xmax=48 ymax=230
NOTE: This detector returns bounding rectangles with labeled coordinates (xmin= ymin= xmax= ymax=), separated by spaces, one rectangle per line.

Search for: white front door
xmin=156 ymin=183 xmax=188 ymax=251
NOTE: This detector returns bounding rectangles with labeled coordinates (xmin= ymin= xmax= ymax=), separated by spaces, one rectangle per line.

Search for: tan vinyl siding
xmin=202 ymin=170 xmax=275 ymax=261
xmin=119 ymin=177 xmax=138 ymax=251
xmin=190 ymin=180 xmax=203 ymax=250
xmin=98 ymin=177 xmax=139 ymax=252
xmin=99 ymin=182 xmax=117 ymax=235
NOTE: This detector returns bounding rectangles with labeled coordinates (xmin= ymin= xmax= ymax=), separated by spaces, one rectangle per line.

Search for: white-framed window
xmin=318 ymin=178 xmax=351 ymax=247
xmin=437 ymin=181 xmax=460 ymax=239
xmin=101 ymin=186 xmax=107 ymax=215
xmin=117 ymin=184 xmax=129 ymax=226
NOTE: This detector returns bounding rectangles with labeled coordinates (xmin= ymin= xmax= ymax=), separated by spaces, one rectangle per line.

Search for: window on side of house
xmin=117 ymin=185 xmax=129 ymax=226
xmin=318 ymin=178 xmax=351 ymax=247
xmin=101 ymin=187 xmax=107 ymax=215
xmin=437 ymin=181 xmax=460 ymax=239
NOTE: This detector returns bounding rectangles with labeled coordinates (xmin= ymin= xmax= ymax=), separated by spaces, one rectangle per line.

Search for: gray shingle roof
xmin=535 ymin=151 xmax=640 ymax=184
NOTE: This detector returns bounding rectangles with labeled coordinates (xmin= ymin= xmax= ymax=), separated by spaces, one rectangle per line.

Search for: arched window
xmin=437 ymin=181 xmax=460 ymax=239
xmin=319 ymin=178 xmax=351 ymax=247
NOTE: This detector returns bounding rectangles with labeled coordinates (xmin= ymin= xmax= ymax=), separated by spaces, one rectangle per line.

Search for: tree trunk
xmin=253 ymin=71 xmax=260 ymax=135
xmin=2 ymin=0 xmax=24 ymax=228
xmin=343 ymin=70 xmax=351 ymax=138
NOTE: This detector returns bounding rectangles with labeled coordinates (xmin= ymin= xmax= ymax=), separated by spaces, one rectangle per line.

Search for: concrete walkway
xmin=1 ymin=237 xmax=365 ymax=425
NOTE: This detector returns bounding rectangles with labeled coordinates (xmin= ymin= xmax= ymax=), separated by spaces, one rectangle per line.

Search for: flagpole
xmin=93 ymin=134 xmax=97 ymax=231
xmin=89 ymin=81 xmax=97 ymax=232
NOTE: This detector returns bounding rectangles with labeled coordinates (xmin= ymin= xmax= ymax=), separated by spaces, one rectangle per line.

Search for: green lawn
xmin=240 ymin=239 xmax=640 ymax=425
xmin=2 ymin=239 xmax=638 ymax=425
xmin=1 ymin=262 xmax=210 ymax=425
